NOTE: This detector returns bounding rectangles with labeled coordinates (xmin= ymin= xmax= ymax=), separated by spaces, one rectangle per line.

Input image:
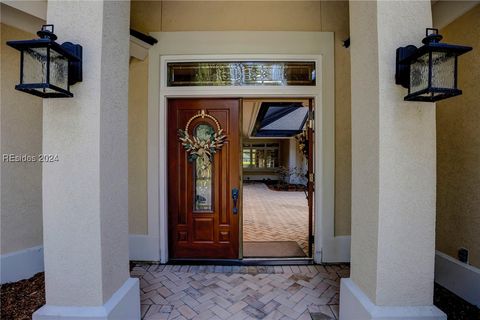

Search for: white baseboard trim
xmin=435 ymin=250 xmax=480 ymax=307
xmin=1 ymin=245 xmax=44 ymax=284
xmin=322 ymin=235 xmax=351 ymax=263
xmin=33 ymin=277 xmax=140 ymax=320
xmin=339 ymin=278 xmax=446 ymax=320
xmin=129 ymin=234 xmax=160 ymax=261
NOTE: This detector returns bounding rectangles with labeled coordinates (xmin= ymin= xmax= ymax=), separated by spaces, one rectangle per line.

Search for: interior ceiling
xmin=242 ymin=98 xmax=309 ymax=139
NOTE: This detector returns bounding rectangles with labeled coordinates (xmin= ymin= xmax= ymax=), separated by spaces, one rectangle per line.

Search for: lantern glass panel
xmin=49 ymin=48 xmax=69 ymax=91
xmin=410 ymin=53 xmax=429 ymax=93
xmin=431 ymin=51 xmax=455 ymax=89
xmin=23 ymin=47 xmax=48 ymax=84
xmin=409 ymin=53 xmax=430 ymax=94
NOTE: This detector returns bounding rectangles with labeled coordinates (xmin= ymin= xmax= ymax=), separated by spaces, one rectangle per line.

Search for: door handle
xmin=232 ymin=188 xmax=239 ymax=214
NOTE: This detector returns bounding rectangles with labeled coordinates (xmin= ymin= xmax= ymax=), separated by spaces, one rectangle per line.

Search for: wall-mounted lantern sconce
xmin=6 ymin=25 xmax=82 ymax=98
xmin=395 ymin=28 xmax=472 ymax=102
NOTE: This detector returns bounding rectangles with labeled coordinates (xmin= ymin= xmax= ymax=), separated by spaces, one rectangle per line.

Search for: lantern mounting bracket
xmin=395 ymin=45 xmax=417 ymax=89
xmin=61 ymin=42 xmax=83 ymax=85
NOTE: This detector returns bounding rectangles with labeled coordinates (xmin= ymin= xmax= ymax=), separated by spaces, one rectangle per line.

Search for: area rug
xmin=243 ymin=241 xmax=307 ymax=258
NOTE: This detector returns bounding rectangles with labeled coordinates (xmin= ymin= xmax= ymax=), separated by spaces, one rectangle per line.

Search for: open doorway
xmin=242 ymin=98 xmax=314 ymax=259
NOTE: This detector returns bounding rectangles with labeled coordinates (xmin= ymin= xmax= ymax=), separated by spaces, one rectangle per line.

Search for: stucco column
xmin=33 ymin=1 xmax=140 ymax=319
xmin=339 ymin=1 xmax=446 ymax=319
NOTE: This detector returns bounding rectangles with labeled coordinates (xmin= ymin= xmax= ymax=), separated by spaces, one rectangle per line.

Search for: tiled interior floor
xmin=243 ymin=183 xmax=310 ymax=255
xmin=133 ymin=263 xmax=350 ymax=320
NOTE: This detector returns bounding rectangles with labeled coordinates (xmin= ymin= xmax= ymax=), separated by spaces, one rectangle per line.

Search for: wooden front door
xmin=168 ymin=98 xmax=240 ymax=259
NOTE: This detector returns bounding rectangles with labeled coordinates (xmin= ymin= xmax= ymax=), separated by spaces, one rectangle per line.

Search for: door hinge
xmin=308 ymin=119 xmax=314 ymax=129
xmin=309 ymin=235 xmax=315 ymax=243
xmin=309 ymin=173 xmax=314 ymax=183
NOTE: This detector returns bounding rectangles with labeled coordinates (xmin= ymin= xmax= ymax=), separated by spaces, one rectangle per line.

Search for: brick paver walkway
xmin=133 ymin=263 xmax=349 ymax=320
xmin=243 ymin=183 xmax=309 ymax=255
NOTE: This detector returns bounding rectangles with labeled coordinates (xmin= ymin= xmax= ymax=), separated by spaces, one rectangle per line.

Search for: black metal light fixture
xmin=396 ymin=28 xmax=472 ymax=102
xmin=6 ymin=24 xmax=82 ymax=98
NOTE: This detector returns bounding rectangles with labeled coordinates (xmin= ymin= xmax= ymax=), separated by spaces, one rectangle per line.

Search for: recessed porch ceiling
xmin=252 ymin=102 xmax=308 ymax=138
xmin=242 ymin=98 xmax=309 ymax=139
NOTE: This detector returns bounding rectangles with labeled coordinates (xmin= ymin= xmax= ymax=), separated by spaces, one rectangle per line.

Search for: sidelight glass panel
xmin=193 ymin=124 xmax=214 ymax=211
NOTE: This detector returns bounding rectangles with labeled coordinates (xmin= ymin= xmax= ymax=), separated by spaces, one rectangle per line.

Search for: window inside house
xmin=242 ymin=143 xmax=279 ymax=169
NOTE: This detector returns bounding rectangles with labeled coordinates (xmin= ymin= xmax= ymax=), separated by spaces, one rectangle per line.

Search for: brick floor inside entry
xmin=243 ymin=183 xmax=310 ymax=256
xmin=134 ymin=263 xmax=350 ymax=320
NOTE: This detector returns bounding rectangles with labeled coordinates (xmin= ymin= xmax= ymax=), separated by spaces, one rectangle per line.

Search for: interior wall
xmin=0 ymin=23 xmax=43 ymax=254
xmin=129 ymin=0 xmax=352 ymax=236
xmin=436 ymin=4 xmax=480 ymax=269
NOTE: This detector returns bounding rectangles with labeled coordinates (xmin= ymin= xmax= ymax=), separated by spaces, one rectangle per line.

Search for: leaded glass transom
xmin=167 ymin=61 xmax=316 ymax=87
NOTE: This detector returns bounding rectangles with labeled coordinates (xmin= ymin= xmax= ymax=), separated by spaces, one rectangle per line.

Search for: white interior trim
xmin=147 ymin=31 xmax=343 ymax=263
xmin=0 ymin=245 xmax=44 ymax=284
xmin=340 ymin=278 xmax=446 ymax=320
xmin=435 ymin=250 xmax=480 ymax=307
xmin=33 ymin=278 xmax=140 ymax=320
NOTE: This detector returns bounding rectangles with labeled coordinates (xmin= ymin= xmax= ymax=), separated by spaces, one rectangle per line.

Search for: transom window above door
xmin=167 ymin=61 xmax=316 ymax=87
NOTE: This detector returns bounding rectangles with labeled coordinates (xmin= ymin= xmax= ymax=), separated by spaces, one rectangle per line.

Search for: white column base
xmin=339 ymin=279 xmax=446 ymax=320
xmin=33 ymin=278 xmax=140 ymax=320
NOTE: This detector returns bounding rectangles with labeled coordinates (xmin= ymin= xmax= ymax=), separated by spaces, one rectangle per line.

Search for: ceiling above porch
xmin=242 ymin=98 xmax=309 ymax=139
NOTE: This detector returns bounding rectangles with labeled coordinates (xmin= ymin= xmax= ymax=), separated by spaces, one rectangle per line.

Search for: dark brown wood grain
xmin=168 ymin=98 xmax=240 ymax=259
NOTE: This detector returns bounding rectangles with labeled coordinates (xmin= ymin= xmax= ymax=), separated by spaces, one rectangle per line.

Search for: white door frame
xmin=144 ymin=32 xmax=350 ymax=263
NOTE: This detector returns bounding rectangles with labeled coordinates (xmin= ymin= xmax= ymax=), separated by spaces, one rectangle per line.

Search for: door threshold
xmin=168 ymin=258 xmax=314 ymax=266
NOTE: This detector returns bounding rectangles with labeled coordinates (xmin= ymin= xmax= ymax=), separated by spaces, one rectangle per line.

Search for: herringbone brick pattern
xmin=243 ymin=183 xmax=310 ymax=255
xmin=132 ymin=263 xmax=350 ymax=320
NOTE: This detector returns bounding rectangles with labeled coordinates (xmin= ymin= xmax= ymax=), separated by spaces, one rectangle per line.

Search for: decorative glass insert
xmin=193 ymin=124 xmax=214 ymax=211
xmin=167 ymin=61 xmax=316 ymax=87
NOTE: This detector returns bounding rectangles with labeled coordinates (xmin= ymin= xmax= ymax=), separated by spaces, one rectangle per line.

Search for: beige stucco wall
xmin=0 ymin=23 xmax=43 ymax=254
xmin=436 ymin=4 xmax=480 ymax=269
xmin=128 ymin=57 xmax=148 ymax=234
xmin=129 ymin=0 xmax=352 ymax=236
